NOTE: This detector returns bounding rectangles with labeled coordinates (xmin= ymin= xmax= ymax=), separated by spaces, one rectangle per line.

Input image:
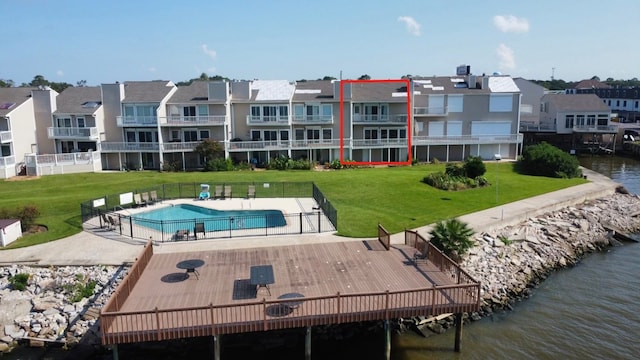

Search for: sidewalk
xmin=0 ymin=168 xmax=620 ymax=266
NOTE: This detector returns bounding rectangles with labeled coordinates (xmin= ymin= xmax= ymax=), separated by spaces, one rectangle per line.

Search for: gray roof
xmin=168 ymin=81 xmax=214 ymax=104
xmin=122 ymin=81 xmax=175 ymax=103
xmin=0 ymin=87 xmax=37 ymax=117
xmin=0 ymin=219 xmax=19 ymax=228
xmin=543 ymin=94 xmax=610 ymax=112
xmin=54 ymin=86 xmax=102 ymax=115
xmin=351 ymin=82 xmax=409 ymax=102
xmin=292 ymin=80 xmax=335 ymax=102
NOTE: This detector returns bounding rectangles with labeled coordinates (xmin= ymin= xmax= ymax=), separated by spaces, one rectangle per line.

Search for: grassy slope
xmin=0 ymin=163 xmax=585 ymax=248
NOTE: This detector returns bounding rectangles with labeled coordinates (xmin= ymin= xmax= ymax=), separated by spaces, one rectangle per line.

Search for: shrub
xmin=206 ymin=158 xmax=234 ymax=171
xmin=9 ymin=273 xmax=30 ymax=291
xmin=329 ymin=159 xmax=343 ymax=169
xmin=234 ymin=161 xmax=251 ymax=171
xmin=162 ymin=160 xmax=182 ymax=172
xmin=0 ymin=205 xmax=40 ymax=232
xmin=63 ymin=275 xmax=98 ymax=302
xmin=518 ymin=142 xmax=582 ymax=178
xmin=445 ymin=163 xmax=466 ymax=177
xmin=429 ymin=218 xmax=475 ymax=260
xmin=464 ymin=156 xmax=486 ymax=178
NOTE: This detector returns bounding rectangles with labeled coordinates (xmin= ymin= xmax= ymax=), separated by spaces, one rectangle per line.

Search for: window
xmin=77 ymin=117 xmax=86 ymax=128
xmin=447 ymin=95 xmax=463 ymax=112
xmin=636 ymin=101 xmax=639 ymax=109
xmin=597 ymin=115 xmax=608 ymax=126
xmin=251 ymin=130 xmax=261 ymax=140
xmin=623 ymin=100 xmax=627 ymax=107
xmin=251 ymin=106 xmax=261 ymax=118
xmin=295 ymin=128 xmax=304 ymax=140
xmin=263 ymin=106 xmax=277 ymax=121
xmin=294 ymin=104 xmax=304 ymax=120
xmin=565 ymin=115 xmax=574 ymax=129
xmin=616 ymin=100 xmax=620 ymax=107
xmin=587 ymin=115 xmax=595 ymax=126
xmin=322 ymin=104 xmax=332 ymax=119
xmin=489 ymin=94 xmax=513 ymax=112
xmin=307 ymin=128 xmax=320 ymax=141
xmin=322 ymin=129 xmax=332 ymax=142
xmin=57 ymin=117 xmax=71 ymax=127
xmin=183 ymin=106 xmax=196 ymax=118
xmin=576 ymin=115 xmax=585 ymax=127
xmin=306 ymin=104 xmax=320 ymax=120
xmin=364 ymin=128 xmax=378 ymax=140
xmin=197 ymin=105 xmax=208 ymax=116
xmin=138 ymin=131 xmax=155 ymax=142
xmin=170 ymin=130 xmax=181 ymax=141
xmin=199 ymin=130 xmax=210 ymax=139
xmin=184 ymin=130 xmax=198 ymax=142
xmin=264 ymin=130 xmax=278 ymax=141
xmin=278 ymin=105 xmax=288 ymax=119
xmin=280 ymin=130 xmax=289 ymax=141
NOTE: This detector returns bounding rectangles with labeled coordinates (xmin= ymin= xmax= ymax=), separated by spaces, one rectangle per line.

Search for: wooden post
xmin=454 ymin=312 xmax=463 ymax=352
xmin=213 ymin=334 xmax=221 ymax=360
xmin=384 ymin=319 xmax=391 ymax=360
xmin=112 ymin=344 xmax=119 ymax=360
xmin=305 ymin=326 xmax=312 ymax=360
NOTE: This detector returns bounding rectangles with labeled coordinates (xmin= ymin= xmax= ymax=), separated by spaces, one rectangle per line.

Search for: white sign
xmin=92 ymin=198 xmax=106 ymax=208
xmin=120 ymin=192 xmax=134 ymax=205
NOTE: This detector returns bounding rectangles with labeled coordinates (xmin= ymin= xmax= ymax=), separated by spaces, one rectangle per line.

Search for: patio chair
xmin=214 ymin=185 xmax=223 ymax=199
xmin=193 ymin=222 xmax=205 ymax=240
xmin=107 ymin=215 xmax=121 ymax=229
xmin=150 ymin=190 xmax=159 ymax=203
xmin=224 ymin=185 xmax=232 ymax=199
xmin=133 ymin=193 xmax=147 ymax=207
xmin=247 ymin=185 xmax=256 ymax=199
xmin=142 ymin=192 xmax=153 ymax=205
xmin=100 ymin=213 xmax=111 ymax=229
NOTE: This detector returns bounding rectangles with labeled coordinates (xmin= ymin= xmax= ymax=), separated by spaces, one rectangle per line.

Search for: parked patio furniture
xmin=193 ymin=222 xmax=205 ymax=239
xmin=247 ymin=185 xmax=256 ymax=199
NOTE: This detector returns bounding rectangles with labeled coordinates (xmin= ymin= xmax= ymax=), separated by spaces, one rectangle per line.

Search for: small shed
xmin=0 ymin=219 xmax=22 ymax=247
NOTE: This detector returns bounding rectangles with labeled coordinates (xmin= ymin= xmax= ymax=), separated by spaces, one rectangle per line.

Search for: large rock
xmin=31 ymin=296 xmax=60 ymax=312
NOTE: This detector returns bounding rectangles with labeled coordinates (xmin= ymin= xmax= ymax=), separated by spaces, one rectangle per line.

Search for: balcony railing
xmin=289 ymin=139 xmax=343 ymax=148
xmin=47 ymin=127 xmax=99 ymax=139
xmin=0 ymin=130 xmax=11 ymax=143
xmin=352 ymin=115 xmax=407 ymax=124
xmin=519 ymin=122 xmax=557 ymax=132
xmin=161 ymin=141 xmax=201 ymax=152
xmin=162 ymin=115 xmax=226 ymax=126
xmin=572 ymin=124 xmax=618 ymax=133
xmin=292 ymin=115 xmax=334 ymax=124
xmin=0 ymin=155 xmax=15 ymax=168
xmin=351 ymin=138 xmax=409 ymax=147
xmin=26 ymin=151 xmax=99 ymax=165
xmin=100 ymin=142 xmax=160 ymax=152
xmin=227 ymin=140 xmax=291 ymax=151
xmin=412 ymin=134 xmax=523 ymax=145
xmin=246 ymin=115 xmax=289 ymax=125
xmin=413 ymin=107 xmax=448 ymax=116
xmin=116 ymin=116 xmax=158 ymax=127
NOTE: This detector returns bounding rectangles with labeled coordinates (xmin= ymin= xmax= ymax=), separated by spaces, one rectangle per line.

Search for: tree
xmin=358 ymin=74 xmax=371 ymax=80
xmin=321 ymin=76 xmax=336 ymax=81
xmin=176 ymin=73 xmax=230 ymax=86
xmin=428 ymin=218 xmax=475 ymax=260
xmin=76 ymin=80 xmax=87 ymax=87
xmin=590 ymin=76 xmax=600 ymax=81
xmin=193 ymin=139 xmax=224 ymax=165
xmin=0 ymin=79 xmax=14 ymax=87
xmin=28 ymin=75 xmax=49 ymax=87
xmin=517 ymin=142 xmax=582 ymax=178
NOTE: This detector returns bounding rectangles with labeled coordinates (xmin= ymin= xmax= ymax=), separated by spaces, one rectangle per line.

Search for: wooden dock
xmin=101 ymin=234 xmax=480 ymax=346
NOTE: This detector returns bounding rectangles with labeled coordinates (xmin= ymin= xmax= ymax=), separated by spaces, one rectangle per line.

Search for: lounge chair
xmin=193 ymin=222 xmax=205 ymax=240
xmin=134 ymin=193 xmax=146 ymax=207
xmin=107 ymin=215 xmax=121 ymax=229
xmin=101 ymin=213 xmax=111 ymax=229
xmin=142 ymin=192 xmax=153 ymax=205
xmin=214 ymin=185 xmax=223 ymax=199
xmin=247 ymin=185 xmax=256 ymax=199
xmin=150 ymin=190 xmax=159 ymax=203
xmin=224 ymin=185 xmax=232 ymax=199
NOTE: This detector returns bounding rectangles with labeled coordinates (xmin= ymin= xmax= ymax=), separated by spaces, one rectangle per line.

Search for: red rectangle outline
xmin=340 ymin=79 xmax=412 ymax=166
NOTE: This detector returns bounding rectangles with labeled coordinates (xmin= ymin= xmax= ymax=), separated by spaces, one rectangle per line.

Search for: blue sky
xmin=2 ymin=0 xmax=639 ymax=86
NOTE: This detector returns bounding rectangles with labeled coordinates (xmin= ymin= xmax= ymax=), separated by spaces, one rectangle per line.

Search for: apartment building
xmin=9 ymin=70 xmax=524 ymax=177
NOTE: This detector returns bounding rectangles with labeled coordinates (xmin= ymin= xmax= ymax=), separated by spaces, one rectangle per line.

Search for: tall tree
xmin=358 ymin=74 xmax=371 ymax=80
xmin=0 ymin=79 xmax=13 ymax=87
xmin=76 ymin=80 xmax=87 ymax=87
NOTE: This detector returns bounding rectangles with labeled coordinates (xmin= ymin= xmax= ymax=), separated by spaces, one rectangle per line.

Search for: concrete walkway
xmin=0 ymin=168 xmax=620 ymax=267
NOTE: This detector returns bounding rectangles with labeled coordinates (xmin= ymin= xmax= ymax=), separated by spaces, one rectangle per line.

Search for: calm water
xmin=392 ymin=155 xmax=640 ymax=360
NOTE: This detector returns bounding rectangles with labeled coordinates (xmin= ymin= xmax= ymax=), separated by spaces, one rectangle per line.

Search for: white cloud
xmin=497 ymin=43 xmax=516 ymax=71
xmin=56 ymin=70 xmax=64 ymax=77
xmin=493 ymin=15 xmax=529 ymax=33
xmin=397 ymin=16 xmax=421 ymax=36
xmin=201 ymin=44 xmax=217 ymax=60
xmin=148 ymin=67 xmax=157 ymax=72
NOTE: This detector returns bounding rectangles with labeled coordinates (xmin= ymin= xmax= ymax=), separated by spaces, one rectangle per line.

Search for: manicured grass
xmin=0 ymin=163 xmax=586 ymax=248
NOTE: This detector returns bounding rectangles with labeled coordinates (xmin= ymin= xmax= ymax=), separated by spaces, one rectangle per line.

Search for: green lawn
xmin=0 ymin=163 xmax=586 ymax=248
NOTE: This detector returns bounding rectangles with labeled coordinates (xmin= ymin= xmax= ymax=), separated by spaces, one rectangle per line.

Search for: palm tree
xmin=429 ymin=218 xmax=475 ymax=260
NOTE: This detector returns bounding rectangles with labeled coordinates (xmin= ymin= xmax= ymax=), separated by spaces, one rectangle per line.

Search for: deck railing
xmin=377 ymin=223 xmax=390 ymax=250
xmin=101 ymin=284 xmax=480 ymax=345
xmin=102 ymin=241 xmax=154 ymax=313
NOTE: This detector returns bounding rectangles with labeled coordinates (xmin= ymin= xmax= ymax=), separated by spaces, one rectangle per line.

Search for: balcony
xmin=572 ymin=124 xmax=618 ymax=133
xmin=289 ymin=139 xmax=343 ymax=148
xmin=412 ymin=134 xmax=523 ymax=146
xmin=116 ymin=116 xmax=158 ymax=127
xmin=519 ymin=122 xmax=557 ymax=132
xmin=161 ymin=141 xmax=201 ymax=152
xmin=100 ymin=142 xmax=160 ymax=152
xmin=161 ymin=115 xmax=226 ymax=127
xmin=413 ymin=107 xmax=448 ymax=117
xmin=0 ymin=130 xmax=11 ymax=143
xmin=246 ymin=115 xmax=290 ymax=125
xmin=292 ymin=114 xmax=334 ymax=124
xmin=0 ymin=155 xmax=15 ymax=168
xmin=47 ymin=127 xmax=99 ymax=139
xmin=227 ymin=140 xmax=291 ymax=151
xmin=351 ymin=138 xmax=408 ymax=148
xmin=352 ymin=115 xmax=407 ymax=124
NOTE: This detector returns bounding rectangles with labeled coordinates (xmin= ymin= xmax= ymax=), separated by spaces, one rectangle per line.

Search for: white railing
xmin=162 ymin=115 xmax=226 ymax=126
xmin=289 ymin=139 xmax=343 ymax=148
xmin=227 ymin=140 xmax=291 ymax=150
xmin=0 ymin=131 xmax=12 ymax=143
xmin=161 ymin=142 xmax=201 ymax=152
xmin=47 ymin=127 xmax=99 ymax=139
xmin=0 ymin=155 xmax=15 ymax=168
xmin=100 ymin=142 xmax=160 ymax=152
xmin=352 ymin=138 xmax=409 ymax=147
xmin=412 ymin=134 xmax=523 ymax=145
xmin=572 ymin=125 xmax=618 ymax=133
xmin=413 ymin=107 xmax=448 ymax=116
xmin=246 ymin=115 xmax=290 ymax=125
xmin=292 ymin=115 xmax=334 ymax=123
xmin=26 ymin=151 xmax=99 ymax=165
xmin=116 ymin=116 xmax=158 ymax=127
xmin=352 ymin=115 xmax=407 ymax=123
xmin=520 ymin=122 xmax=557 ymax=132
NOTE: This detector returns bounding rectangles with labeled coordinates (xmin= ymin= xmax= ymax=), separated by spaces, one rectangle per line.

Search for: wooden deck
xmin=101 ymin=237 xmax=480 ymax=345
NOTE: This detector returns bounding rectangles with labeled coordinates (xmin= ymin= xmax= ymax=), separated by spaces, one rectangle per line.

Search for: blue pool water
xmin=133 ymin=204 xmax=286 ymax=233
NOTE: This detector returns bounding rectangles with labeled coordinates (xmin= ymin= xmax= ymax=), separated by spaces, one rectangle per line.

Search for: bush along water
xmin=517 ymin=142 xmax=582 ymax=178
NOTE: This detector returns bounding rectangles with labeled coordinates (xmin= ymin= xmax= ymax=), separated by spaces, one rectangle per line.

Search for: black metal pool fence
xmin=80 ymin=182 xmax=338 ymax=241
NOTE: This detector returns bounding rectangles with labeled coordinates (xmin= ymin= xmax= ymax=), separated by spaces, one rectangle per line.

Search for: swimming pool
xmin=132 ymin=204 xmax=286 ymax=233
